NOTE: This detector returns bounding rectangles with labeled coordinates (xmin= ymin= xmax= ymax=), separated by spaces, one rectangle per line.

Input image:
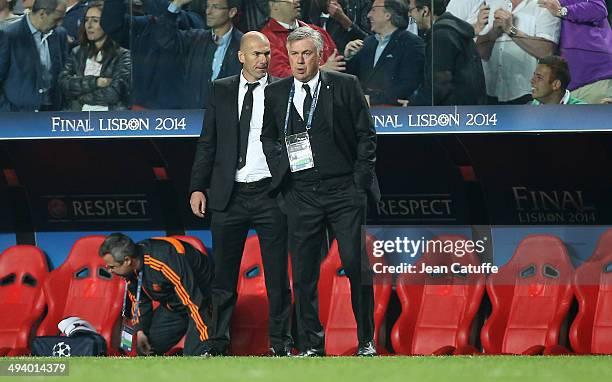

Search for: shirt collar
xmin=240 ymin=71 xmax=268 ymax=88
xmin=294 ymin=71 xmax=320 ymax=96
xmin=212 ymin=26 xmax=233 ymax=45
xmin=276 ymin=19 xmax=299 ymax=30
xmin=375 ymin=30 xmax=394 ymax=45
xmin=26 ymin=13 xmax=54 ymax=41
xmin=560 ymin=89 xmax=571 ymax=105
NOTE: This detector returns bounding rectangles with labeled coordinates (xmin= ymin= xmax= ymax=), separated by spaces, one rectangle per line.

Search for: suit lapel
xmin=229 ymin=75 xmax=240 ymax=141
xmin=277 ymin=79 xmax=293 ymax=136
xmin=20 ymin=18 xmax=43 ymax=81
xmin=313 ymin=71 xmax=334 ymax=135
xmin=366 ymin=30 xmax=400 ymax=82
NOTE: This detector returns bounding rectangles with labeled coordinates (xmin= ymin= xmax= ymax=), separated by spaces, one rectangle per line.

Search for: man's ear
xmin=552 ymin=79 xmax=562 ymax=92
xmin=423 ymin=6 xmax=431 ymax=18
xmin=229 ymin=7 xmax=238 ymax=19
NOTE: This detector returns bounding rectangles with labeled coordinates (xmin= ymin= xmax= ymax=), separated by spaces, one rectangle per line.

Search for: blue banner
xmin=0 ymin=105 xmax=610 ymax=139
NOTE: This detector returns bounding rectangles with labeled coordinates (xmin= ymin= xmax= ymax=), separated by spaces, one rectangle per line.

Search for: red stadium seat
xmin=318 ymin=236 xmax=392 ymax=356
xmin=570 ymin=250 xmax=612 ymax=354
xmin=170 ymin=235 xmax=208 ymax=256
xmin=228 ymin=235 xmax=270 ymax=355
xmin=36 ymin=236 xmax=124 ymax=354
xmin=481 ymin=234 xmax=574 ymax=355
xmin=589 ymin=229 xmax=612 ymax=262
xmin=391 ymin=235 xmax=485 ymax=355
xmin=0 ymin=245 xmax=48 ymax=356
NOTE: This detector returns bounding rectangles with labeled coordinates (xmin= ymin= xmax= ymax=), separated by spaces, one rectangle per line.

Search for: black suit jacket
xmin=189 ymin=74 xmax=279 ymax=212
xmin=261 ymin=70 xmax=380 ymax=203
xmin=346 ymin=28 xmax=425 ymax=106
xmin=0 ymin=17 xmax=68 ymax=111
xmin=152 ymin=10 xmax=243 ymax=109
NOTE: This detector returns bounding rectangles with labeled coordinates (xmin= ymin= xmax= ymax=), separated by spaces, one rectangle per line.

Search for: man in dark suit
xmin=0 ymin=0 xmax=68 ymax=111
xmin=150 ymin=0 xmax=243 ymax=109
xmin=261 ymin=26 xmax=379 ymax=357
xmin=344 ymin=0 xmax=424 ymax=106
xmin=189 ymin=31 xmax=292 ymax=357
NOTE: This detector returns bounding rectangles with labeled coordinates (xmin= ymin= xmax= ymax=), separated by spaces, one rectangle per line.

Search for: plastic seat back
xmin=0 ymin=246 xmax=48 ymax=355
xmin=482 ymin=234 xmax=574 ymax=354
xmin=36 ymin=236 xmax=124 ymax=352
xmin=391 ymin=235 xmax=485 ymax=355
xmin=571 ymin=251 xmax=612 ymax=354
xmin=319 ymin=236 xmax=392 ymax=355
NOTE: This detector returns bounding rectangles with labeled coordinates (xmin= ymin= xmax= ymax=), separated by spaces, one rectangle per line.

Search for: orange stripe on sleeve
xmin=152 ymin=237 xmax=186 ymax=254
xmin=144 ymin=256 xmax=208 ymax=340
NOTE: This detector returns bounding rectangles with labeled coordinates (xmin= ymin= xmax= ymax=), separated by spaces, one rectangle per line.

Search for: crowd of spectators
xmin=0 ymin=0 xmax=611 ymax=111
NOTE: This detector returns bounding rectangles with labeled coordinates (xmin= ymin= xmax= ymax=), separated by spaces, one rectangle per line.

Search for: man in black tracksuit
xmin=409 ymin=0 xmax=486 ymax=106
xmin=100 ymin=233 xmax=213 ymax=356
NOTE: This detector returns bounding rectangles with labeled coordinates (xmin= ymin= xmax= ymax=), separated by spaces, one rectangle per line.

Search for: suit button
xmin=38 ymin=89 xmax=44 ymax=94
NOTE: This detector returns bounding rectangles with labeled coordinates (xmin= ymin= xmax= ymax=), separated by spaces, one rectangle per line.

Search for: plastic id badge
xmin=120 ymin=318 xmax=135 ymax=352
xmin=285 ymin=132 xmax=315 ymax=172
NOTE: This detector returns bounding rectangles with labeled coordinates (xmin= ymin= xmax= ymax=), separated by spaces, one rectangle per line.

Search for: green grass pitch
xmin=3 ymin=356 xmax=612 ymax=382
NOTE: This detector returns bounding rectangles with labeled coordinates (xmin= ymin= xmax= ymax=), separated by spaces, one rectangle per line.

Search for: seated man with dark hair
xmin=100 ymin=233 xmax=213 ymax=356
xmin=530 ymin=55 xmax=586 ymax=105
xmin=345 ymin=0 xmax=425 ymax=106
xmin=0 ymin=0 xmax=68 ymax=111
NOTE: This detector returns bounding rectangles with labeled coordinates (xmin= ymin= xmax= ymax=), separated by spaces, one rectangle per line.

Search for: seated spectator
xmin=446 ymin=0 xmax=490 ymax=35
xmin=304 ymin=0 xmax=372 ymax=53
xmin=530 ymin=55 xmax=586 ymax=105
xmin=538 ymin=0 xmax=612 ymax=104
xmin=100 ymin=0 xmax=203 ymax=109
xmin=261 ymin=0 xmax=343 ymax=77
xmin=0 ymin=0 xmax=68 ymax=111
xmin=345 ymin=0 xmax=424 ymax=106
xmin=476 ymin=0 xmax=560 ymax=104
xmin=409 ymin=0 xmax=486 ymax=106
xmin=59 ymin=1 xmax=131 ymax=111
xmin=0 ymin=0 xmax=20 ymax=30
xmin=63 ymin=0 xmax=86 ymax=44
xmin=150 ymin=0 xmax=242 ymax=109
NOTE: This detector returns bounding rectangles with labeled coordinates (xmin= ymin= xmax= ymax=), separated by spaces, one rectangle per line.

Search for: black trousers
xmin=207 ymin=179 xmax=292 ymax=351
xmin=145 ymin=302 xmax=211 ymax=356
xmin=284 ymin=175 xmax=374 ymax=351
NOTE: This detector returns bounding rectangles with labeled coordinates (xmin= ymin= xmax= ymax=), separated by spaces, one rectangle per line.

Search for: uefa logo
xmin=48 ymin=199 xmax=68 ymax=220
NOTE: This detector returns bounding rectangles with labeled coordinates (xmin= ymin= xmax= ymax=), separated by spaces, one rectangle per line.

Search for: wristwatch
xmin=508 ymin=25 xmax=518 ymax=37
xmin=558 ymin=6 xmax=568 ymax=17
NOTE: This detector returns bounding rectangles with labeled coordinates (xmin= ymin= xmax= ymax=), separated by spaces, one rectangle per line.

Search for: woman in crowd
xmin=60 ymin=1 xmax=131 ymax=111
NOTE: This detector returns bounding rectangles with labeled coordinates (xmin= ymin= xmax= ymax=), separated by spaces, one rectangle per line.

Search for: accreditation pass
xmin=286 ymin=132 xmax=315 ymax=172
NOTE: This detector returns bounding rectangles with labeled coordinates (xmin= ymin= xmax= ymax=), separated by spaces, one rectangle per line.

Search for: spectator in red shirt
xmin=260 ymin=0 xmax=345 ymax=77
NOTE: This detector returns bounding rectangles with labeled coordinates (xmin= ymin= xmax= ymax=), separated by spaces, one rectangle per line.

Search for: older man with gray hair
xmin=344 ymin=0 xmax=425 ymax=105
xmin=0 ymin=0 xmax=68 ymax=111
xmin=261 ymin=26 xmax=380 ymax=357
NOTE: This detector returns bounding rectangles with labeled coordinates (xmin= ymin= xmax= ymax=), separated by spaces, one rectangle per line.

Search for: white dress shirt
xmin=446 ymin=0 xmax=485 ymax=27
xmin=292 ymin=71 xmax=321 ymax=121
xmin=480 ymin=0 xmax=560 ymax=102
xmin=235 ymin=72 xmax=272 ymax=183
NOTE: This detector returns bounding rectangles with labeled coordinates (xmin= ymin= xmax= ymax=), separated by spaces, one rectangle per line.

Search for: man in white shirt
xmin=189 ymin=31 xmax=293 ymax=357
xmin=476 ymin=0 xmax=560 ymax=104
xmin=446 ymin=0 xmax=490 ymax=34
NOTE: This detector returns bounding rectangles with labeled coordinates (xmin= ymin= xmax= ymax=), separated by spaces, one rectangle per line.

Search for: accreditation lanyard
xmin=283 ymin=79 xmax=322 ymax=136
xmin=121 ymin=271 xmax=143 ymax=320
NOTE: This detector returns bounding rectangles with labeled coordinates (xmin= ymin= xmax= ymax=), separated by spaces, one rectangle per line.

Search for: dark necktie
xmin=238 ymin=82 xmax=260 ymax=170
xmin=302 ymin=83 xmax=312 ymax=122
